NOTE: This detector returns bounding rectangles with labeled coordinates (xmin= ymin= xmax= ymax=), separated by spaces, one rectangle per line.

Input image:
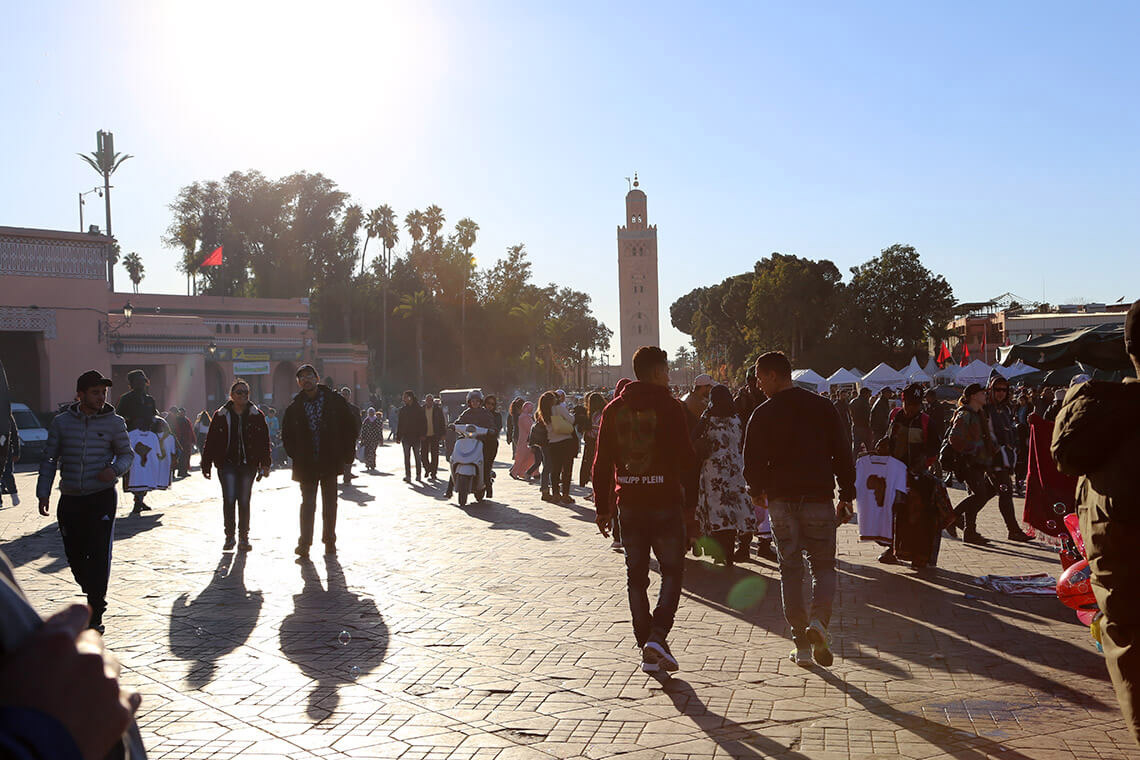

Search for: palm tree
xmin=394 ymin=290 xmax=431 ymax=392
xmin=404 ymin=210 xmax=424 ymax=253
xmin=376 ymin=205 xmax=399 ymax=385
xmin=453 ymin=217 xmax=479 ymax=378
xmin=121 ymin=252 xmax=145 ymax=294
xmin=510 ymin=300 xmax=547 ymax=388
xmin=361 ymin=207 xmax=385 ymax=277
xmin=423 ymin=205 xmax=446 ymax=251
xmin=78 ymin=131 xmax=132 ymax=290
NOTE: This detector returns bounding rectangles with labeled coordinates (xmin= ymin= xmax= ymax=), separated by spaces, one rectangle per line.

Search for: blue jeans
xmin=768 ymin=499 xmax=838 ymax=645
xmin=618 ymin=504 xmax=686 ymax=647
xmin=219 ymin=465 xmax=256 ymax=539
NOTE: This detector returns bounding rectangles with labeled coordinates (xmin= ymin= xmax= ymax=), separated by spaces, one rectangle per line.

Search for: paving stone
xmin=1 ymin=446 xmax=1133 ymax=759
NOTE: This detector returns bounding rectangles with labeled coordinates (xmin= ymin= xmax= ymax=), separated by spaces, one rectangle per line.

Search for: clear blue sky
xmin=3 ymin=1 xmax=1137 ymax=361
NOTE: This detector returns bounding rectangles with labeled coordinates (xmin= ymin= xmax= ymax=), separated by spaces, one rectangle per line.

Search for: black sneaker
xmin=238 ymin=539 xmax=252 ymax=552
xmin=963 ymin=531 xmax=991 ymax=546
xmin=223 ymin=537 xmax=236 ymax=551
xmin=644 ymin=641 xmax=679 ymax=672
xmin=1007 ymin=530 xmax=1033 ymax=543
xmin=641 ymin=646 xmax=660 ymax=673
xmin=295 ymin=545 xmax=309 ymax=559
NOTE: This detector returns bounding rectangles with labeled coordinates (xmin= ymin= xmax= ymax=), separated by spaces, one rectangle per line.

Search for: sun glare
xmin=146 ymin=1 xmax=447 ymax=150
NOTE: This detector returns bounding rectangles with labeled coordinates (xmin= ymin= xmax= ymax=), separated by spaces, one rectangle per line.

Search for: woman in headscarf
xmin=693 ymin=384 xmax=757 ymax=567
xmin=510 ymin=401 xmax=536 ymax=479
xmin=359 ymin=407 xmax=383 ymax=472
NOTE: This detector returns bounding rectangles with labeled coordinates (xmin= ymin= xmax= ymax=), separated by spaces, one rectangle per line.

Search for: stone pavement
xmin=1 ymin=443 xmax=1134 ymax=760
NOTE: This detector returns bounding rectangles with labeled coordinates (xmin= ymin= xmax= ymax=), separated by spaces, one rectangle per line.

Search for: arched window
xmin=224 ymin=324 xmax=231 ymax=334
xmin=253 ymin=325 xmax=259 ymax=334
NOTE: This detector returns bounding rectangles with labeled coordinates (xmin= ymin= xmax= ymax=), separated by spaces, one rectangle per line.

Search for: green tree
xmin=510 ymin=300 xmax=548 ymax=388
xmin=121 ymin=252 xmax=145 ymax=293
xmin=374 ymin=204 xmax=400 ymax=382
xmin=845 ymin=243 xmax=956 ymax=364
xmin=746 ymin=253 xmax=843 ymax=366
xmin=453 ymin=217 xmax=479 ymax=377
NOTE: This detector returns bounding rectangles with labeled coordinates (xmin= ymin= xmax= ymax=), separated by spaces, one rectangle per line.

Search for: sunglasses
xmin=233 ymin=389 xmax=249 ymax=396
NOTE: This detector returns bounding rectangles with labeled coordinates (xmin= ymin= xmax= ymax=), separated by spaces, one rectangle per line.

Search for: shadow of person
xmin=279 ymin=554 xmax=389 ymax=722
xmin=658 ymin=676 xmax=813 ymax=759
xmin=811 ymin=668 xmax=1040 ymax=760
xmin=457 ymin=500 xmax=569 ymax=541
xmin=337 ymin=485 xmax=375 ymax=506
xmin=0 ymin=511 xmax=163 ymax=574
xmin=169 ymin=551 xmax=263 ymax=689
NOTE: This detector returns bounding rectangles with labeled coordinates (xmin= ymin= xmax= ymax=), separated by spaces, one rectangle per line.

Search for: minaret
xmin=617 ymin=174 xmax=660 ymax=381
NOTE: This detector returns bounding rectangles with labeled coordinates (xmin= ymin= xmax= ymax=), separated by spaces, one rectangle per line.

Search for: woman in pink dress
xmin=510 ymin=401 xmax=536 ymax=479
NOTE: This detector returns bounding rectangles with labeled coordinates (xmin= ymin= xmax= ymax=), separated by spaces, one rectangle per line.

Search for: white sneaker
xmin=790 ymin=647 xmax=814 ymax=668
xmin=644 ymin=641 xmax=678 ymax=672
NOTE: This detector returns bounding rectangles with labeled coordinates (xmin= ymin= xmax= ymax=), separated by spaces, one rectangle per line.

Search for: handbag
xmin=551 ymin=414 xmax=574 ymax=437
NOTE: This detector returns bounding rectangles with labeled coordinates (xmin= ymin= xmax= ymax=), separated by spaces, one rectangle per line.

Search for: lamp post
xmin=78 ymin=187 xmax=103 ymax=232
xmin=100 ymin=301 xmax=133 ymax=354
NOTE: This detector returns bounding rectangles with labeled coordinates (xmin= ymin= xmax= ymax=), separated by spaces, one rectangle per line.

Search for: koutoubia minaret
xmin=617 ymin=174 xmax=660 ymax=380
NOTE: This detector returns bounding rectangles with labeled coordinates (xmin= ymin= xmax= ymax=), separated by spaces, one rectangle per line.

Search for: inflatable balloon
xmin=1057 ymin=559 xmax=1098 ymax=612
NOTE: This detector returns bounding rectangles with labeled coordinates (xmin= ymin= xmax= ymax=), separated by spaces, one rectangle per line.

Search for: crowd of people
xmin=4 ymin=298 xmax=1140 ymax=757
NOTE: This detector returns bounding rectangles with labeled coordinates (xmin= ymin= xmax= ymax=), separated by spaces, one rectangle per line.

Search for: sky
xmin=2 ymin=1 xmax=1138 ymax=362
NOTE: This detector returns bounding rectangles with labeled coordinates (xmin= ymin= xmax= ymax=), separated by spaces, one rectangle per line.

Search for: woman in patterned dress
xmin=694 ymin=384 xmax=758 ymax=567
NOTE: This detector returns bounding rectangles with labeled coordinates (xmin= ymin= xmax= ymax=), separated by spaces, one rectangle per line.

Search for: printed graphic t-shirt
xmin=855 ymin=455 xmax=908 ymax=542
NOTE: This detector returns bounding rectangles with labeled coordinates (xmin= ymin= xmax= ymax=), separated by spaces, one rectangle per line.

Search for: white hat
xmin=693 ymin=374 xmax=715 ymax=387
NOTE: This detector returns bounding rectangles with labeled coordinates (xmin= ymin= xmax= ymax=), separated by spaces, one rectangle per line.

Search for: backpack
xmin=528 ymin=420 xmax=548 ymax=447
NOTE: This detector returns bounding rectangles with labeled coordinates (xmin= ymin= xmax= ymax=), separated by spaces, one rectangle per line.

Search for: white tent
xmin=923 ymin=357 xmax=939 ymax=377
xmin=995 ymin=360 xmax=1038 ymax=379
xmin=902 ymin=357 xmax=932 ymax=385
xmin=934 ymin=364 xmax=960 ymax=385
xmin=861 ymin=363 xmax=906 ymax=394
xmin=955 ymin=359 xmax=997 ymax=386
xmin=792 ymin=368 xmax=828 ymax=393
xmin=850 ymin=368 xmax=865 ymax=378
xmin=826 ymin=368 xmax=862 ymax=389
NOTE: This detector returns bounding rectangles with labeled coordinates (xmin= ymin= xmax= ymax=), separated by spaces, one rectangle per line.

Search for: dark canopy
xmin=998 ymin=323 xmax=1130 ymax=371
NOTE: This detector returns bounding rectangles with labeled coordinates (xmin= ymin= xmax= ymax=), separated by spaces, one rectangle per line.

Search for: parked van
xmin=11 ymin=403 xmax=48 ymax=462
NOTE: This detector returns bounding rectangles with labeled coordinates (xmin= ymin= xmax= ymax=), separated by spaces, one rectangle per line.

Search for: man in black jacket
xmin=396 ymin=391 xmax=427 ymax=483
xmin=743 ymin=352 xmax=855 ymax=670
xmin=985 ymin=376 xmax=1032 ymax=542
xmin=282 ymin=365 xmax=357 ymax=559
xmin=420 ymin=394 xmax=446 ymax=480
xmin=117 ymin=369 xmax=158 ymax=513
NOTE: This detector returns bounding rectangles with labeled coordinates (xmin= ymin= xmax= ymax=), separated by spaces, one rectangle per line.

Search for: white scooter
xmin=449 ymin=424 xmax=488 ymax=506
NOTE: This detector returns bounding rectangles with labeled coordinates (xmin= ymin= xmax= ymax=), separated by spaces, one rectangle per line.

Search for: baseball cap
xmin=901 ymin=383 xmax=924 ymax=404
xmin=961 ymin=382 xmax=985 ymax=400
xmin=693 ymin=374 xmax=715 ymax=387
xmin=76 ymin=369 xmax=113 ymax=392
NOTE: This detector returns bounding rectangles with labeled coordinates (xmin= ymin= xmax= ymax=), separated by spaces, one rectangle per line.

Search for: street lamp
xmin=207 ymin=340 xmax=218 ymax=359
xmin=99 ymin=301 xmax=133 ymax=352
xmin=78 ymin=186 xmax=103 ymax=232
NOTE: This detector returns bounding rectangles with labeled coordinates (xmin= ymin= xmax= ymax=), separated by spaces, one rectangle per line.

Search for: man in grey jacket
xmin=36 ymin=370 xmax=133 ymax=633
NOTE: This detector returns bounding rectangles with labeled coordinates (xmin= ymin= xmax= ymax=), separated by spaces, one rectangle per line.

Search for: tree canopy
xmin=671 ymin=245 xmax=955 ymax=381
xmin=163 ymin=170 xmax=611 ymax=394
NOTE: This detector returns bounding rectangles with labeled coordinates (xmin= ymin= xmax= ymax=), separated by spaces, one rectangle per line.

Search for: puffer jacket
xmin=948 ymin=404 xmax=998 ymax=470
xmin=36 ymin=402 xmax=133 ymax=499
xmin=1052 ymin=379 xmax=1140 ymax=524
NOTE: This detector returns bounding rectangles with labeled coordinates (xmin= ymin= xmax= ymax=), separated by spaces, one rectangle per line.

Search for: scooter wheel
xmin=457 ymin=474 xmax=472 ymax=506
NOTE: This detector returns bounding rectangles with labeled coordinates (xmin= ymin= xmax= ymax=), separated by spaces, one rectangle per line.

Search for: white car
xmin=11 ymin=403 xmax=48 ymax=462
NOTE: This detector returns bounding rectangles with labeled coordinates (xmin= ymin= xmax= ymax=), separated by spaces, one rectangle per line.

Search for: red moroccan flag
xmin=936 ymin=341 xmax=951 ymax=367
xmin=202 ymin=246 xmax=223 ymax=266
xmin=960 ymin=342 xmax=971 ymax=367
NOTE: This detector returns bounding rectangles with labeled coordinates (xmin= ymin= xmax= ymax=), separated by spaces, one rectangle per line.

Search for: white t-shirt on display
xmin=126 ymin=429 xmax=176 ymax=492
xmin=855 ymin=455 xmax=908 ymax=542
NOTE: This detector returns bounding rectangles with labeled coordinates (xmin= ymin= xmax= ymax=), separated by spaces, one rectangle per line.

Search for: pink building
xmin=0 ymin=225 xmax=368 ymax=416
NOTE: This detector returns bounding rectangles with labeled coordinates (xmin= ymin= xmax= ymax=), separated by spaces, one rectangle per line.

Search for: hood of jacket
xmin=618 ymin=381 xmax=675 ymax=410
xmin=215 ymin=400 xmax=264 ymax=418
xmin=1052 ymin=379 xmax=1140 ymax=476
xmin=65 ymin=401 xmax=117 ymax=419
xmin=521 ymin=401 xmax=534 ymax=415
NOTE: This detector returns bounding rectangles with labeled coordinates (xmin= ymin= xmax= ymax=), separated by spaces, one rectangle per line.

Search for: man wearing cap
xmin=947 ymin=383 xmax=1000 ymax=545
xmin=36 ymin=370 xmax=134 ymax=633
xmin=849 ymin=387 xmax=873 ymax=456
xmin=683 ymin=374 xmax=715 ymax=436
xmin=1052 ymin=300 xmax=1140 ymax=746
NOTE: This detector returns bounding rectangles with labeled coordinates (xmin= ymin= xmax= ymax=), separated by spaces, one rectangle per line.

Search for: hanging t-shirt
xmin=126 ymin=428 xmax=176 ymax=492
xmin=855 ymin=455 xmax=908 ymax=542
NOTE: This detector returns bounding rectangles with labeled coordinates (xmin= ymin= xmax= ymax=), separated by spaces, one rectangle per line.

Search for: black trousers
xmin=421 ymin=435 xmax=440 ymax=476
xmin=57 ymin=488 xmax=117 ymax=620
xmin=403 ymin=438 xmax=422 ymax=479
xmin=298 ymin=474 xmax=339 ymax=549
